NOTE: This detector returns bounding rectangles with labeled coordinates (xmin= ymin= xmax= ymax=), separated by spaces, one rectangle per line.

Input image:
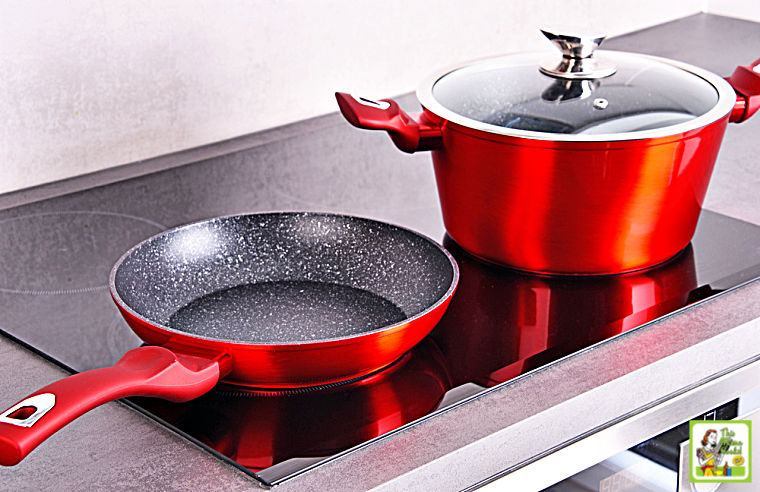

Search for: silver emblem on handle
xmin=0 ymin=393 xmax=56 ymax=428
xmin=351 ymin=94 xmax=391 ymax=110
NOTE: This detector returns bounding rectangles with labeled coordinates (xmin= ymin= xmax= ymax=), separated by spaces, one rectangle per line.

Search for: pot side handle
xmin=335 ymin=92 xmax=442 ymax=153
xmin=726 ymin=57 xmax=760 ymax=123
xmin=0 ymin=346 xmax=223 ymax=466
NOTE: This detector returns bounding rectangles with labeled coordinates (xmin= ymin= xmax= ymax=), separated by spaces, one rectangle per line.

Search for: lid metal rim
xmin=416 ymin=51 xmax=737 ymax=142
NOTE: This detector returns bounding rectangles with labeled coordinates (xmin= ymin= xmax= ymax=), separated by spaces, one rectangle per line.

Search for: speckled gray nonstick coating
xmin=110 ymin=212 xmax=457 ymax=344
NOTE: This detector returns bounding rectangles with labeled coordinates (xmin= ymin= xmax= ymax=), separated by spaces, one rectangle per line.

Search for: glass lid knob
xmin=539 ymin=26 xmax=617 ymax=79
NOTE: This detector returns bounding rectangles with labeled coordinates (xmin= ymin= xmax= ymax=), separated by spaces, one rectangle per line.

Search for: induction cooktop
xmin=1 ymin=198 xmax=760 ymax=486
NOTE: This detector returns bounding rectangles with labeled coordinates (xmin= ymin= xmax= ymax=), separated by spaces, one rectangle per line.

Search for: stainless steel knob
xmin=540 ymin=27 xmax=607 ymax=59
xmin=539 ymin=26 xmax=616 ymax=79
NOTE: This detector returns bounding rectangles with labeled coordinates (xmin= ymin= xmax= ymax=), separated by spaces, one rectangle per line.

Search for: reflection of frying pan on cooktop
xmin=134 ymin=338 xmax=451 ymax=473
xmin=432 ymin=237 xmax=698 ymax=387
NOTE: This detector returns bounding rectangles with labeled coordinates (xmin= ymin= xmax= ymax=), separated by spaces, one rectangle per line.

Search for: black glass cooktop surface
xmin=1 ymin=206 xmax=760 ymax=485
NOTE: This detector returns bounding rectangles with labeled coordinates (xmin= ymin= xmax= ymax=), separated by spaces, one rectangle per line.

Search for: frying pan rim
xmin=108 ymin=211 xmax=459 ymax=346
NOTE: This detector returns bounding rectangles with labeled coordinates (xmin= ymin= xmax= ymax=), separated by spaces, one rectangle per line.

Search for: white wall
xmin=706 ymin=0 xmax=760 ymax=21
xmin=1 ymin=1 xmax=703 ymax=195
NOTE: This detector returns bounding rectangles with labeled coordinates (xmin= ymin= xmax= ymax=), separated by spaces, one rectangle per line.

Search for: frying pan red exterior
xmin=0 ymin=213 xmax=458 ymax=466
xmin=121 ymin=305 xmax=450 ymax=388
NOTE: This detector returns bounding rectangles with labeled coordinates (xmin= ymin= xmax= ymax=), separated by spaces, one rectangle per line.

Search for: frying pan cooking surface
xmin=112 ymin=212 xmax=455 ymax=344
xmin=168 ymin=280 xmax=407 ymax=342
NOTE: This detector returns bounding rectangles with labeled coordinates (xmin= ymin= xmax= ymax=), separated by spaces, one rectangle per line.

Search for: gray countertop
xmin=1 ymin=13 xmax=760 ymax=491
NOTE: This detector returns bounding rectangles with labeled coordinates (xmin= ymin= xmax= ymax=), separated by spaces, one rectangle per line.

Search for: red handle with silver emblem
xmin=0 ymin=346 xmax=223 ymax=466
xmin=335 ymin=92 xmax=441 ymax=153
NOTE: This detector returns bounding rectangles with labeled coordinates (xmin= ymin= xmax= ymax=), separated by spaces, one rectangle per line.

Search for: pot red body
xmin=116 ymin=294 xmax=453 ymax=388
xmin=427 ymin=110 xmax=730 ymax=275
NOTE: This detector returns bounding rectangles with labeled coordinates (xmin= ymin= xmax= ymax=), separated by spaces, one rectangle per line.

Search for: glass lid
xmin=421 ymin=28 xmax=735 ymax=141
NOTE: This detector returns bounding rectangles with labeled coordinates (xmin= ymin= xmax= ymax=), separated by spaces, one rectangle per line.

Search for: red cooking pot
xmin=336 ymin=28 xmax=760 ymax=275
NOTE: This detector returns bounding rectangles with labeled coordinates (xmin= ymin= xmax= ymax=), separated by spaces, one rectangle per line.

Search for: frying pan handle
xmin=726 ymin=57 xmax=760 ymax=123
xmin=335 ymin=92 xmax=442 ymax=153
xmin=0 ymin=346 xmax=222 ymax=466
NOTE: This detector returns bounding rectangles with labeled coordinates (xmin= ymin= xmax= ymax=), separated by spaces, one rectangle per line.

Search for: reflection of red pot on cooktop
xmin=134 ymin=338 xmax=451 ymax=472
xmin=432 ymin=237 xmax=698 ymax=387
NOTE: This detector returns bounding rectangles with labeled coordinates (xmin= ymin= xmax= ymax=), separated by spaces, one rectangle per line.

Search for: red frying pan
xmin=0 ymin=212 xmax=458 ymax=466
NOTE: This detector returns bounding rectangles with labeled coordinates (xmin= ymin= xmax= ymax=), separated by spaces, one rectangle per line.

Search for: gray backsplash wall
xmin=1 ymin=0 xmax=705 ymax=195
